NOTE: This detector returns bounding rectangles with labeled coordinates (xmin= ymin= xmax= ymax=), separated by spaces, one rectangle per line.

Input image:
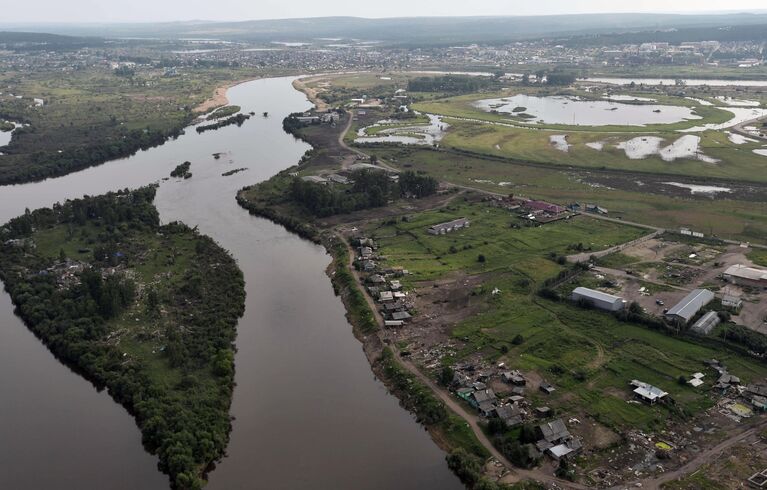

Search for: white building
xmin=571 ymin=287 xmax=625 ymax=312
xmin=723 ymin=265 xmax=767 ymax=289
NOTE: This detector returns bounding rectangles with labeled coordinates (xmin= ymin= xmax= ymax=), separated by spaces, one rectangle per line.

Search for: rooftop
xmin=665 ymin=289 xmax=715 ymax=322
xmin=725 ymin=264 xmax=767 ymax=282
xmin=572 ymin=287 xmax=623 ymax=304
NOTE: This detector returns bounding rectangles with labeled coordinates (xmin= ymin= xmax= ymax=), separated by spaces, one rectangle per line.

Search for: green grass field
xmin=365 ymin=147 xmax=767 ymax=244
xmin=367 ymin=201 xmax=645 ymax=282
xmin=367 ymin=200 xmax=767 ymax=431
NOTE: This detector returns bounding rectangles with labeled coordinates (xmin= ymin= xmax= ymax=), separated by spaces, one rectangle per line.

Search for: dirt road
xmin=628 ymin=418 xmax=767 ymax=489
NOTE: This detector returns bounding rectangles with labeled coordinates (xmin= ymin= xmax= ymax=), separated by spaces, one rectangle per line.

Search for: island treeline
xmin=290 ymin=169 xmax=439 ymax=217
xmin=196 ymin=113 xmax=250 ymax=133
xmin=0 ymin=187 xmax=246 ymax=489
xmin=407 ymin=75 xmax=497 ymax=94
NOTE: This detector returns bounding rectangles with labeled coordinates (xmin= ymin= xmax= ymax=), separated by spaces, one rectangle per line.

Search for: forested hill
xmin=0 ymin=187 xmax=246 ymax=490
xmin=9 ymin=12 xmax=767 ymax=45
xmin=0 ymin=31 xmax=104 ymax=50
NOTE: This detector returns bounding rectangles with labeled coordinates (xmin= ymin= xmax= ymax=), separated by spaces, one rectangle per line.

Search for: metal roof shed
xmin=571 ymin=287 xmax=625 ymax=312
xmin=665 ymin=289 xmax=715 ymax=324
xmin=690 ymin=311 xmax=720 ymax=336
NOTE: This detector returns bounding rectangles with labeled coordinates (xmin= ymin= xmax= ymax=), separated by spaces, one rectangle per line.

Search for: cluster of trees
xmin=0 ymin=188 xmax=246 ymax=490
xmin=490 ymin=423 xmax=542 ymax=470
xmin=446 ymin=449 xmax=509 ymax=490
xmin=399 ymin=170 xmax=439 ymax=197
xmin=290 ymin=169 xmax=438 ymax=217
xmin=170 ymin=161 xmax=192 ymax=178
xmin=379 ymin=347 xmax=447 ymax=425
xmin=113 ymin=66 xmax=136 ymax=77
xmin=195 ymin=113 xmax=250 ymax=133
xmin=407 ymin=75 xmax=496 ymax=94
xmin=290 ymin=169 xmax=392 ymax=217
xmin=720 ymin=324 xmax=767 ymax=356
xmin=0 ymin=125 xmax=187 ymax=185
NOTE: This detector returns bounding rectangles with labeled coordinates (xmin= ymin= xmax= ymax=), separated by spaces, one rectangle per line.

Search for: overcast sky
xmin=2 ymin=0 xmax=766 ymax=23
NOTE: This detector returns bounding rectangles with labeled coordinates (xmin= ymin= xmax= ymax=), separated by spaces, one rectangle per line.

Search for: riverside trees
xmin=0 ymin=187 xmax=245 ymax=489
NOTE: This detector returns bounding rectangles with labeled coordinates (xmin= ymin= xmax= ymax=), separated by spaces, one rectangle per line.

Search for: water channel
xmin=0 ymin=77 xmax=460 ymax=490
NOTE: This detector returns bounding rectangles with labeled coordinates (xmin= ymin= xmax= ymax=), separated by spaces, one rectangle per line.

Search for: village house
xmin=502 ymin=370 xmax=527 ymax=386
xmin=539 ymin=382 xmax=556 ymax=395
xmin=493 ymin=404 xmax=523 ymax=427
xmin=631 ymin=380 xmax=669 ymax=404
xmin=469 ymin=388 xmax=498 ymax=416
xmin=535 ymin=419 xmax=581 ymax=459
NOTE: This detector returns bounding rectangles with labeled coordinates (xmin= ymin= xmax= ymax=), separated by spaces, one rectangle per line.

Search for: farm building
xmin=722 ymin=294 xmax=743 ymax=310
xmin=300 ymin=175 xmax=328 ymax=184
xmin=664 ymin=289 xmax=715 ymax=324
xmin=527 ymin=200 xmax=567 ymax=215
xmin=571 ymin=287 xmax=626 ymax=312
xmin=631 ymin=380 xmax=669 ymax=404
xmin=427 ymin=218 xmax=471 ymax=235
xmin=690 ymin=311 xmax=720 ymax=336
xmin=723 ymin=264 xmax=767 ymax=289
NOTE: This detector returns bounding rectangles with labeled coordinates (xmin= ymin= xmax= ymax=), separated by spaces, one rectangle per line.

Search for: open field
xmin=367 ymin=201 xmax=646 ymax=283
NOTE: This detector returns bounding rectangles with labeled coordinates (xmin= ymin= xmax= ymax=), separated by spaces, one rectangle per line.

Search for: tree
xmin=438 ymin=366 xmax=455 ymax=387
xmin=478 ymin=254 xmax=486 ymax=263
xmin=555 ymin=458 xmax=575 ymax=480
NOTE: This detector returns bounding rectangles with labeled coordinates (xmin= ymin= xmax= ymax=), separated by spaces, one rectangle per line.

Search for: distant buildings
xmin=571 ymin=287 xmax=626 ymax=312
xmin=664 ymin=289 xmax=715 ymax=324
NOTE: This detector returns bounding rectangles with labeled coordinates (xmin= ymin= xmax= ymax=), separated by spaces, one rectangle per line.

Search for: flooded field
xmin=663 ymin=182 xmax=732 ymax=196
xmin=614 ymin=135 xmax=719 ymax=163
xmin=474 ymin=94 xmax=701 ymax=126
xmin=355 ymin=113 xmax=448 ymax=145
xmin=584 ymin=77 xmax=767 ymax=87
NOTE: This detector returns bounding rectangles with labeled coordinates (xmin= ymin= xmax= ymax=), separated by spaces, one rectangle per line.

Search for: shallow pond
xmin=0 ymin=121 xmax=20 ymax=147
xmin=663 ymin=182 xmax=732 ymax=196
xmin=356 ymin=113 xmax=448 ymax=145
xmin=475 ymin=94 xmax=701 ymax=127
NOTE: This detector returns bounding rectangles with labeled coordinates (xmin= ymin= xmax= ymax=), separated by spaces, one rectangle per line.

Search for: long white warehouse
xmin=571 ymin=287 xmax=626 ymax=312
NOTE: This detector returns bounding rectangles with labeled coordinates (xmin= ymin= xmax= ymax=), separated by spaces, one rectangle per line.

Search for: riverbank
xmin=235 ymin=188 xmax=498 ymax=486
xmin=194 ymin=78 xmax=260 ymax=113
xmin=293 ymin=76 xmax=330 ymax=112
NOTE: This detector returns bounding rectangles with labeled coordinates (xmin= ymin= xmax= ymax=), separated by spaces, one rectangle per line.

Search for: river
xmin=0 ymin=77 xmax=460 ymax=489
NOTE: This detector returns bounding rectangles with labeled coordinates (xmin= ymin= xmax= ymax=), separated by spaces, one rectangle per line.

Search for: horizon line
xmin=2 ymin=9 xmax=767 ymax=26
